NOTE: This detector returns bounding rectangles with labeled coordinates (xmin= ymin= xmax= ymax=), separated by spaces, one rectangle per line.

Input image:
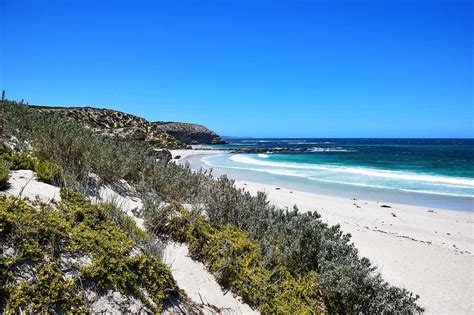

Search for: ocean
xmin=190 ymin=138 xmax=474 ymax=211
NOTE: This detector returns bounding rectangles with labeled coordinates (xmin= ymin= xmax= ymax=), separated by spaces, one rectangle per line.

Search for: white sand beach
xmin=170 ymin=149 xmax=229 ymax=161
xmin=172 ymin=149 xmax=474 ymax=314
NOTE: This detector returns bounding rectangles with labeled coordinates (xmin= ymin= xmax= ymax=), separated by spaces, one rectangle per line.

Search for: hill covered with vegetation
xmin=0 ymin=99 xmax=423 ymax=313
xmin=32 ymin=105 xmax=225 ymax=147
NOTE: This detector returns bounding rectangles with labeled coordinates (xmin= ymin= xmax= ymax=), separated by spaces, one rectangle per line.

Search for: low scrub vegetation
xmin=0 ymin=142 xmax=62 ymax=185
xmin=0 ymin=161 xmax=9 ymax=190
xmin=0 ymin=142 xmax=12 ymax=159
xmin=10 ymin=152 xmax=38 ymax=171
xmin=102 ymin=199 xmax=150 ymax=242
xmin=0 ymin=100 xmax=423 ymax=313
xmin=34 ymin=160 xmax=62 ymax=184
xmin=0 ymin=190 xmax=176 ymax=313
xmin=147 ymin=203 xmax=326 ymax=313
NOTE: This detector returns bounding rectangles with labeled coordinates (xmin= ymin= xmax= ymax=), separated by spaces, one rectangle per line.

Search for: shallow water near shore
xmin=187 ymin=138 xmax=474 ymax=211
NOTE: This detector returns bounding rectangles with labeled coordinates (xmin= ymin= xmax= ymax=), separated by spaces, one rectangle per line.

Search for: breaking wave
xmin=200 ymin=154 xmax=474 ymax=198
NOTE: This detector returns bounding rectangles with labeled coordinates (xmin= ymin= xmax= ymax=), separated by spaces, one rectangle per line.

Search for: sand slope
xmin=163 ymin=242 xmax=258 ymax=314
xmin=4 ymin=170 xmax=61 ymax=203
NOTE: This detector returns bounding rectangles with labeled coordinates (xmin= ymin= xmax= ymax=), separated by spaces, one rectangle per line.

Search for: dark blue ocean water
xmin=195 ymin=139 xmax=474 ymax=210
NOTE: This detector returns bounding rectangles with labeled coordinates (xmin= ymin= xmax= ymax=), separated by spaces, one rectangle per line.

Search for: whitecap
xmin=229 ymin=154 xmax=474 ymax=187
xmin=203 ymin=155 xmax=474 ymax=197
xmin=309 ymin=147 xmax=355 ymax=152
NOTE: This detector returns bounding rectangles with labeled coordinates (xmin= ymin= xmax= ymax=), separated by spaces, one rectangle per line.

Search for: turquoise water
xmin=195 ymin=138 xmax=474 ymax=211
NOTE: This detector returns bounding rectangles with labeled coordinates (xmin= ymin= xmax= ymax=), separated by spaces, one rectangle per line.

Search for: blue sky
xmin=1 ymin=0 xmax=472 ymax=138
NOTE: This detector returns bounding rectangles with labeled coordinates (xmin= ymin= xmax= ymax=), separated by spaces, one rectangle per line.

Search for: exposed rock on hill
xmin=32 ymin=106 xmax=225 ymax=147
xmin=154 ymin=121 xmax=225 ymax=145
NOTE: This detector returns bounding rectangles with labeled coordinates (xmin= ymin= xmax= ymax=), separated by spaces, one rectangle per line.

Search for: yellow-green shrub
xmin=147 ymin=205 xmax=326 ymax=314
xmin=0 ymin=142 xmax=12 ymax=160
xmin=0 ymin=191 xmax=176 ymax=313
xmin=82 ymin=254 xmax=174 ymax=312
xmin=6 ymin=261 xmax=88 ymax=313
xmin=35 ymin=160 xmax=61 ymax=184
xmin=0 ymin=161 xmax=9 ymax=189
xmin=10 ymin=152 xmax=37 ymax=170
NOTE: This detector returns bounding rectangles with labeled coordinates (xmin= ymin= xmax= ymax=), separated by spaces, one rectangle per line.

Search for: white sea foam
xmin=257 ymin=153 xmax=270 ymax=158
xmin=276 ymin=140 xmax=334 ymax=144
xmin=286 ymin=141 xmax=335 ymax=145
xmin=202 ymin=155 xmax=474 ymax=197
xmin=201 ymin=161 xmax=311 ymax=178
xmin=307 ymin=178 xmax=474 ymax=198
xmin=309 ymin=147 xmax=355 ymax=152
xmin=229 ymin=154 xmax=474 ymax=187
xmin=398 ymin=189 xmax=473 ymax=198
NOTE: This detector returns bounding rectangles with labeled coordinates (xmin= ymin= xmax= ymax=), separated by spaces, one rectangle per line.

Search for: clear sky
xmin=1 ymin=0 xmax=472 ymax=138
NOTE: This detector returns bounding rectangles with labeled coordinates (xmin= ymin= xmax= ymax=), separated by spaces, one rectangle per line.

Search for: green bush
xmin=35 ymin=160 xmax=61 ymax=184
xmin=0 ymin=142 xmax=12 ymax=160
xmin=10 ymin=152 xmax=37 ymax=171
xmin=6 ymin=261 xmax=88 ymax=313
xmin=0 ymin=161 xmax=9 ymax=189
xmin=0 ymin=191 xmax=177 ymax=313
xmin=0 ymin=142 xmax=12 ymax=155
xmin=247 ymin=207 xmax=423 ymax=313
xmin=147 ymin=204 xmax=326 ymax=313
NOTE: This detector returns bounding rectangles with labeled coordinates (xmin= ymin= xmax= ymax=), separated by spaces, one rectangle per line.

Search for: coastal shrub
xmin=0 ymin=100 xmax=423 ymax=313
xmin=200 ymin=175 xmax=269 ymax=228
xmin=0 ymin=100 xmax=187 ymax=190
xmin=60 ymin=190 xmax=176 ymax=312
xmin=6 ymin=261 xmax=88 ymax=313
xmin=35 ymin=160 xmax=62 ymax=184
xmin=144 ymin=181 xmax=423 ymax=312
xmin=0 ymin=142 xmax=12 ymax=159
xmin=81 ymin=254 xmax=174 ymax=311
xmin=146 ymin=203 xmax=326 ymax=313
xmin=245 ymin=206 xmax=423 ymax=313
xmin=0 ymin=191 xmax=177 ymax=313
xmin=0 ymin=195 xmax=88 ymax=312
xmin=0 ymin=101 xmax=187 ymax=200
xmin=10 ymin=152 xmax=37 ymax=170
xmin=0 ymin=161 xmax=9 ymax=189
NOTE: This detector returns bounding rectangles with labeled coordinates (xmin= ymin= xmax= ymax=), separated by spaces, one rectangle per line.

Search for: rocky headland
xmin=154 ymin=121 xmax=225 ymax=145
xmin=32 ymin=105 xmax=225 ymax=148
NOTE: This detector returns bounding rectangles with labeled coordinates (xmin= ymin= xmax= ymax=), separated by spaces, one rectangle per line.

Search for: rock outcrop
xmin=154 ymin=121 xmax=226 ymax=145
xmin=31 ymin=105 xmax=225 ymax=147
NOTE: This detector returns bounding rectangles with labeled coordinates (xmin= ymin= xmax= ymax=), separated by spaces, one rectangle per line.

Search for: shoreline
xmin=181 ymin=150 xmax=473 ymax=212
xmin=171 ymin=149 xmax=474 ymax=313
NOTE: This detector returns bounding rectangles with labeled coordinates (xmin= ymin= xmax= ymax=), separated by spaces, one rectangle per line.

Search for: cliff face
xmin=33 ymin=106 xmax=225 ymax=147
xmin=154 ymin=122 xmax=226 ymax=145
